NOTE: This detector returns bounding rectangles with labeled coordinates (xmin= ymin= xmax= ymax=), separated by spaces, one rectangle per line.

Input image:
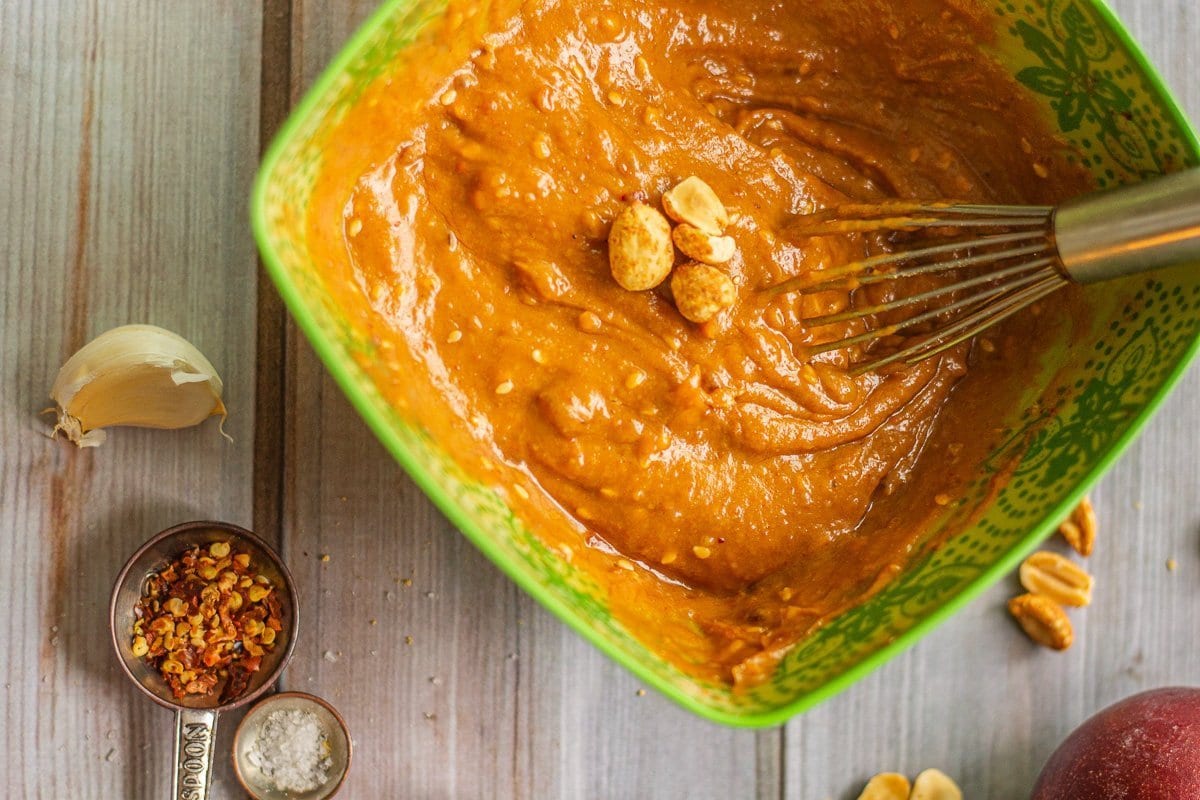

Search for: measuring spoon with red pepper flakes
xmin=110 ymin=521 xmax=298 ymax=800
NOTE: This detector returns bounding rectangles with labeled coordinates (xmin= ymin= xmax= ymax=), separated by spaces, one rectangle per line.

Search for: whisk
xmin=768 ymin=168 xmax=1200 ymax=374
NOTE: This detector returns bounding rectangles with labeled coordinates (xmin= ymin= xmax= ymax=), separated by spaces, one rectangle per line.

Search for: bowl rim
xmin=251 ymin=0 xmax=1200 ymax=728
xmin=232 ymin=690 xmax=353 ymax=800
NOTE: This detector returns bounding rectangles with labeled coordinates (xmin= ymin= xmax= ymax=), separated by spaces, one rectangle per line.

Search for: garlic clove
xmin=50 ymin=324 xmax=229 ymax=447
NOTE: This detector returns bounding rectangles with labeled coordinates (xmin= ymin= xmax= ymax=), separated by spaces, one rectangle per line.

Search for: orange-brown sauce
xmin=310 ymin=0 xmax=1092 ymax=685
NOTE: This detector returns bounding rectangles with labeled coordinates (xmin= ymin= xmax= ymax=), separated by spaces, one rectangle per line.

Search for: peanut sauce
xmin=308 ymin=0 xmax=1092 ymax=685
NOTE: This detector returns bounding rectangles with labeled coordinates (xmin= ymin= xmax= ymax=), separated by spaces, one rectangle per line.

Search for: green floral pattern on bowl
xmin=252 ymin=0 xmax=1200 ymax=727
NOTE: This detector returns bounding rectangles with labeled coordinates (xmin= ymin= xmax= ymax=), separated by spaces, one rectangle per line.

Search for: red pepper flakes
xmin=131 ymin=541 xmax=282 ymax=702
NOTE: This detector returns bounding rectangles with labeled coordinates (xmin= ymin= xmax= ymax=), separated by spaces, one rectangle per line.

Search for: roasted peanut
xmin=910 ymin=769 xmax=963 ymax=800
xmin=672 ymin=223 xmax=736 ymax=265
xmin=662 ymin=176 xmax=729 ymax=235
xmin=1059 ymin=497 xmax=1096 ymax=556
xmin=608 ymin=201 xmax=674 ymax=291
xmin=671 ymin=262 xmax=736 ymax=323
xmin=856 ymin=772 xmax=910 ymax=800
xmin=1008 ymin=592 xmax=1073 ymax=650
xmin=1019 ymin=551 xmax=1093 ymax=607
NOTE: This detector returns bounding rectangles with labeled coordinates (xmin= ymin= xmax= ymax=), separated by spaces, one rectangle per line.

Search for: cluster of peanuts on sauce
xmin=607 ymin=176 xmax=738 ymax=324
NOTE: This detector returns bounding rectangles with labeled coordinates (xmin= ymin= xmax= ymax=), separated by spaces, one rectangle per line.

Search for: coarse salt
xmin=246 ymin=708 xmax=333 ymax=794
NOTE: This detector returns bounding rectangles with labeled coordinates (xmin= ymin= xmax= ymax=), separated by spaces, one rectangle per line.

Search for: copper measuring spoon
xmin=110 ymin=521 xmax=298 ymax=800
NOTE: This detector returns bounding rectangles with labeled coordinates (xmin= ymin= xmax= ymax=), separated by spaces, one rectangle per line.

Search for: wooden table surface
xmin=2 ymin=2 xmax=1197 ymax=798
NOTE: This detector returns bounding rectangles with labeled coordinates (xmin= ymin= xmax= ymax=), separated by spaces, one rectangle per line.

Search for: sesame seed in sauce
xmin=578 ymin=311 xmax=603 ymax=333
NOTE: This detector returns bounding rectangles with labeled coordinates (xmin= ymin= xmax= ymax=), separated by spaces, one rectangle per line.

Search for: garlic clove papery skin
xmin=50 ymin=324 xmax=229 ymax=447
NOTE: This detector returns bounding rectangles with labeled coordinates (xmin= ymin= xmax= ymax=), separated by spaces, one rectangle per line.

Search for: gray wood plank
xmin=784 ymin=385 xmax=1200 ymax=800
xmin=785 ymin=4 xmax=1200 ymax=797
xmin=282 ymin=3 xmax=779 ymax=797
xmin=255 ymin=0 xmax=295 ymax=550
xmin=278 ymin=363 xmax=525 ymax=798
xmin=0 ymin=2 xmax=263 ymax=797
xmin=3 ymin=1 xmax=1195 ymax=799
xmin=284 ymin=1 xmax=1199 ymax=798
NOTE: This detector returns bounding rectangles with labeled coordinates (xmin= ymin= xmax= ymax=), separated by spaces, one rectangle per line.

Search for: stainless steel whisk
xmin=769 ymin=168 xmax=1200 ymax=374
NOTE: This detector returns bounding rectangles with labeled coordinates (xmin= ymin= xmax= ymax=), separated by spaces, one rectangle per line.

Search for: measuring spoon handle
xmin=172 ymin=707 xmax=218 ymax=800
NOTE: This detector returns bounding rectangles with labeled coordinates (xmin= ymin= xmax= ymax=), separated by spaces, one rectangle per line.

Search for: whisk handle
xmin=1053 ymin=167 xmax=1200 ymax=284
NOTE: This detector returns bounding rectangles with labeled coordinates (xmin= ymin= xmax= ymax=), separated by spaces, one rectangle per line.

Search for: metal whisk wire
xmin=772 ymin=203 xmax=1063 ymax=375
xmin=766 ymin=169 xmax=1200 ymax=376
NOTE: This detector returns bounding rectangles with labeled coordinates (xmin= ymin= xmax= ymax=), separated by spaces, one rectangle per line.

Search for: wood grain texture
xmin=784 ymin=6 xmax=1200 ymax=797
xmin=254 ymin=0 xmax=295 ymax=548
xmin=1 ymin=1 xmax=1197 ymax=798
xmin=281 ymin=4 xmax=781 ymax=797
xmin=0 ymin=2 xmax=263 ymax=797
xmin=280 ymin=2 xmax=1200 ymax=798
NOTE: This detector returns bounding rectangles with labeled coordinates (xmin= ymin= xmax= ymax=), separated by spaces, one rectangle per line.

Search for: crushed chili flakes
xmin=132 ymin=541 xmax=282 ymax=702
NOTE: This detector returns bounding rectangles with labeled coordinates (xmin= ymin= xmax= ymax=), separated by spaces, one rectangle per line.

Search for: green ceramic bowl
xmin=252 ymin=0 xmax=1199 ymax=727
